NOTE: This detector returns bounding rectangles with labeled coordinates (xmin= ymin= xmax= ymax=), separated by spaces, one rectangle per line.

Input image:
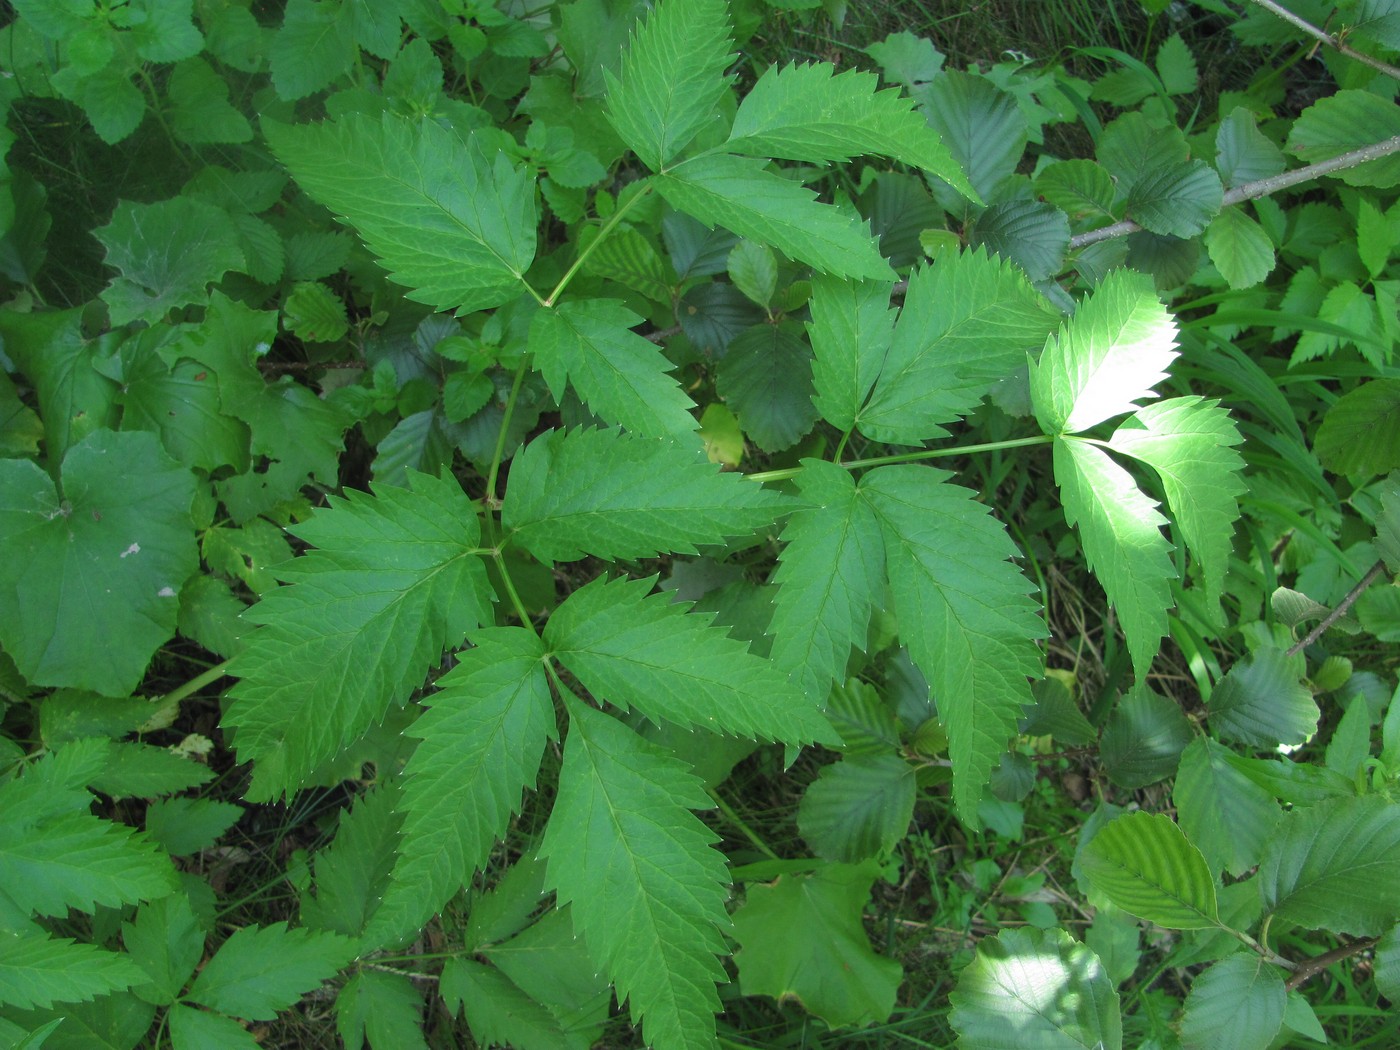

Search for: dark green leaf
xmin=1209 ymin=647 xmax=1318 ymax=748
xmin=1315 ymin=379 xmax=1400 ymax=477
xmin=1174 ymin=737 xmax=1281 ymax=878
xmin=918 ymin=71 xmax=1027 ymax=202
xmin=1179 ymin=955 xmax=1285 ymax=1050
xmin=716 ymin=322 xmax=818 ymax=452
xmin=969 ymin=200 xmax=1070 ymax=282
xmin=1287 ymin=90 xmax=1400 ymax=188
xmin=798 ymin=755 xmax=916 ymax=862
xmin=1099 ymin=687 xmax=1192 ymax=789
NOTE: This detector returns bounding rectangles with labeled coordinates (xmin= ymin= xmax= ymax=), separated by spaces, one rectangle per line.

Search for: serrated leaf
xmin=864 ymin=30 xmax=944 ymax=88
xmin=1315 ymin=379 xmax=1400 ymax=477
xmin=0 ymin=309 xmax=118 ymax=460
xmin=603 ymin=0 xmax=734 ymax=172
xmin=547 ymin=575 xmax=831 ymax=744
xmin=949 ymin=926 xmax=1122 ymax=1050
xmin=0 ymin=930 xmax=146 ymax=1012
xmin=168 ymin=57 xmax=252 ymax=145
xmin=919 ymin=70 xmax=1027 ymax=202
xmin=188 ymin=923 xmax=355 ymax=1020
xmin=282 ymin=282 xmax=349 ymax=343
xmin=1156 ymin=33 xmax=1198 ymax=95
xmin=121 ymin=348 xmax=249 ymax=474
xmin=302 ymin=786 xmax=402 ymax=940
xmin=1107 ymin=396 xmax=1246 ymax=614
xmin=1358 ymin=195 xmax=1392 ymax=278
xmin=0 ymin=429 xmax=197 ymax=697
xmin=726 ymin=61 xmax=975 ymax=199
xmin=503 ymin=428 xmax=788 ymax=562
xmin=656 ymin=153 xmax=893 ymax=280
xmin=1053 ymin=437 xmax=1174 ymax=680
xmin=1020 ymin=677 xmax=1095 ymax=746
xmin=540 ymin=698 xmax=731 ymax=1050
xmin=770 ymin=461 xmax=884 ymax=703
xmin=732 ymin=861 xmax=901 ymax=1028
xmin=69 ymin=64 xmax=146 ymax=145
xmin=807 ymin=274 xmax=894 ymax=432
xmin=367 ymin=630 xmax=553 ymax=947
xmin=1174 ymin=737 xmax=1281 ymax=878
xmin=1204 ymin=206 xmax=1276 ymax=289
xmin=1035 ymin=159 xmax=1117 ymax=221
xmin=1179 ymin=954 xmax=1285 ymax=1050
xmin=579 ymin=224 xmax=674 ymax=301
xmin=1287 ymin=89 xmax=1400 ymax=188
xmin=95 ymin=197 xmax=244 ymax=326
xmin=1031 ymin=268 xmax=1179 ymax=435
xmin=1259 ymin=794 xmax=1400 ymax=936
xmin=445 ymin=959 xmax=586 ymax=1050
xmin=529 ymin=299 xmax=698 ymax=442
xmin=169 ymin=1004 xmax=261 ymax=1050
xmin=864 ymin=466 xmax=1044 ymax=827
xmin=861 ymin=249 xmax=1059 ymax=445
xmin=223 ymin=472 xmax=494 ymax=798
xmin=336 ymin=970 xmax=427 ymax=1050
xmin=727 ymin=240 xmax=778 ymax=308
xmin=1209 ymin=647 xmax=1318 ymax=748
xmin=264 ymin=113 xmax=535 ymax=314
xmin=1080 ymin=811 xmax=1219 ymax=929
xmin=91 ymin=742 xmax=212 ymax=800
xmin=715 ymin=322 xmax=818 ymax=452
xmin=1215 ymin=107 xmax=1285 ymax=190
xmin=270 ymin=0 xmax=357 ymax=101
xmin=969 ymin=200 xmax=1070 ymax=283
xmin=442 ymin=371 xmax=494 ymax=424
xmin=121 ymin=893 xmax=203 ymax=1007
xmin=143 ymin=797 xmax=243 ymax=857
xmin=1099 ymin=687 xmax=1192 ymax=789
xmin=798 ymin=755 xmax=915 ymax=862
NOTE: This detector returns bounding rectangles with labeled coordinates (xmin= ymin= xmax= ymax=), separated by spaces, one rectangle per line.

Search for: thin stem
xmin=745 ymin=434 xmax=1054 ymax=484
xmin=832 ymin=428 xmax=852 ymax=462
xmin=485 ymin=359 xmax=529 ymax=510
xmin=1248 ymin=0 xmax=1400 ymax=80
xmin=156 ymin=661 xmax=231 ymax=708
xmin=491 ymin=549 xmax=539 ymax=635
xmin=544 ymin=182 xmax=656 ymax=306
xmin=1287 ymin=558 xmax=1388 ymax=656
xmin=708 ymin=790 xmax=780 ymax=861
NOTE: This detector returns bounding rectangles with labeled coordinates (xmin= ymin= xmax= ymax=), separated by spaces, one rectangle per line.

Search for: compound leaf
xmin=264 ymin=113 xmax=535 ymax=314
xmin=1080 ymin=811 xmax=1219 ymax=929
xmin=807 ymin=274 xmax=895 ymax=432
xmin=223 ymin=472 xmax=494 ymax=799
xmin=864 ymin=466 xmax=1044 ymax=827
xmin=187 ymin=923 xmax=355 ymax=1021
xmin=1179 ymin=954 xmax=1285 ymax=1050
xmin=0 ymin=930 xmax=145 ymax=1012
xmin=540 ymin=698 xmax=731 ymax=1050
xmin=336 ymin=970 xmax=426 ymax=1050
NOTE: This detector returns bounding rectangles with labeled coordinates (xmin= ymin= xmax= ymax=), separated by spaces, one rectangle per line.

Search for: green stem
xmin=708 ymin=790 xmax=780 ymax=861
xmin=746 ymin=434 xmax=1054 ymax=484
xmin=544 ymin=182 xmax=656 ymax=306
xmin=832 ymin=428 xmax=852 ymax=463
xmin=492 ymin=549 xmax=538 ymax=635
xmin=485 ymin=360 xmax=529 ymax=512
xmin=157 ymin=661 xmax=231 ymax=708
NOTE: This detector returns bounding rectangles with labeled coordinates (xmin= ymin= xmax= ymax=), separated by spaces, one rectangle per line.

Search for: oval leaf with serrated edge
xmin=1315 ymin=379 xmax=1400 ymax=477
xmin=950 ymin=926 xmax=1122 ymax=1050
xmin=1179 ymin=954 xmax=1285 ymax=1050
xmin=1100 ymin=687 xmax=1192 ymax=789
xmin=969 ymin=200 xmax=1070 ymax=283
xmin=188 ymin=923 xmax=355 ymax=1020
xmin=1287 ymin=90 xmax=1400 ymax=188
xmin=716 ymin=323 xmax=818 ymax=453
xmin=798 ymin=755 xmax=916 ymax=863
xmin=1209 ymin=646 xmax=1318 ymax=748
xmin=1080 ymin=811 xmax=1219 ymax=929
xmin=1205 ymin=207 xmax=1275 ymax=289
xmin=1174 ymin=737 xmax=1281 ymax=878
xmin=1126 ymin=159 xmax=1222 ymax=239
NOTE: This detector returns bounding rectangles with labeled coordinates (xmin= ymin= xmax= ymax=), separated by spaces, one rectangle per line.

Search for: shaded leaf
xmin=1209 ymin=647 xmax=1318 ymax=748
xmin=798 ymin=755 xmax=915 ymax=862
xmin=1179 ymin=954 xmax=1285 ymax=1050
xmin=1174 ymin=737 xmax=1281 ymax=878
xmin=1100 ymin=687 xmax=1192 ymax=789
xmin=716 ymin=322 xmax=818 ymax=452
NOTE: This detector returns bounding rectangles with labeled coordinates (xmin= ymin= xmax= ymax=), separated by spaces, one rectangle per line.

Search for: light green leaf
xmin=656 ymin=153 xmax=893 ymax=280
xmin=367 ymin=629 xmax=553 ymax=948
xmin=0 ymin=930 xmax=145 ymax=1012
xmin=128 ymin=0 xmax=203 ymax=63
xmin=1260 ymin=794 xmax=1400 ymax=936
xmin=770 ymin=461 xmax=885 ymax=703
xmin=1035 ymin=160 xmax=1117 ymax=221
xmin=442 ymin=371 xmax=494 ymax=424
xmin=861 ymin=248 xmax=1059 ymax=445
xmin=732 ymin=861 xmax=902 ymax=1029
xmin=503 ymin=428 xmax=788 ymax=563
xmin=603 ymin=0 xmax=734 ymax=172
xmin=336 ymin=970 xmax=427 ymax=1050
xmin=168 ymin=1004 xmax=261 ymax=1050
xmin=121 ymin=893 xmax=203 ymax=1007
xmin=1052 ymin=437 xmax=1174 ymax=680
xmin=919 ymin=70 xmax=1027 ymax=202
xmin=726 ymin=240 xmax=778 ymax=308
xmin=1287 ymin=89 xmax=1400 ymax=188
xmin=1107 ymin=396 xmax=1246 ymax=614
xmin=188 ymin=923 xmax=355 ymax=1021
xmin=1174 ymin=737 xmax=1281 ymax=878
xmin=1209 ymin=647 xmax=1318 ymax=748
xmin=864 ymin=466 xmax=1045 ymax=827
xmin=1099 ymin=687 xmax=1192 ymax=789
xmin=1179 ymin=954 xmax=1286 ymax=1050
xmin=715 ymin=322 xmax=818 ymax=452
xmin=0 ymin=429 xmax=197 ymax=697
xmin=1315 ymin=379 xmax=1400 ymax=477
xmin=547 ymin=575 xmax=832 ymax=744
xmin=282 ymin=282 xmax=349 ymax=344
xmin=798 ymin=755 xmax=915 ymax=862
xmin=95 ymin=197 xmax=244 ymax=326
xmin=808 ymin=274 xmax=894 ymax=432
xmin=726 ymin=61 xmax=975 ymax=199
xmin=1156 ymin=33 xmax=1198 ymax=95
xmin=1031 ymin=267 xmax=1179 ymax=435
xmin=1079 ymin=811 xmax=1219 ymax=929
xmin=1215 ymin=107 xmax=1285 ymax=190
xmin=1358 ymin=195 xmax=1393 ymax=278
xmin=969 ymin=200 xmax=1070 ymax=283
xmin=529 ymin=299 xmax=698 ymax=442
xmin=91 ymin=742 xmax=213 ymax=801
xmin=270 ymin=0 xmax=357 ymax=101
xmin=223 ymin=472 xmax=494 ymax=799
xmin=949 ymin=926 xmax=1122 ymax=1050
xmin=168 ymin=58 xmax=252 ymax=145
xmin=864 ymin=30 xmax=944 ymax=88
xmin=1204 ymin=206 xmax=1276 ymax=289
xmin=540 ymin=697 xmax=731 ymax=1050
xmin=68 ymin=63 xmax=146 ymax=145
xmin=264 ymin=113 xmax=535 ymax=314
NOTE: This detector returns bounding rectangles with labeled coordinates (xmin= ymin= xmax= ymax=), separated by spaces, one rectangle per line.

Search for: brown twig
xmin=1248 ymin=0 xmax=1400 ymax=81
xmin=1285 ymin=936 xmax=1380 ymax=991
xmin=1287 ymin=559 xmax=1388 ymax=656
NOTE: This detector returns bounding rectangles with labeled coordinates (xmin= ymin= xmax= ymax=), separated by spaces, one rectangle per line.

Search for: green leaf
xmin=968 ymin=200 xmax=1070 ymax=283
xmin=1156 ymin=33 xmax=1198 ymax=94
xmin=223 ymin=472 xmax=494 ymax=799
xmin=529 ymin=299 xmax=698 ymax=442
xmin=120 ymin=344 xmax=249 ymax=474
xmin=444 ymin=959 xmax=589 ymax=1050
xmin=540 ymin=697 xmax=731 ymax=1050
xmin=442 ymin=372 xmax=495 ymax=425
xmin=864 ymin=466 xmax=1045 ymax=827
xmin=1209 ymin=647 xmax=1318 ymax=748
xmin=188 ymin=923 xmax=355 ymax=1021
xmin=69 ymin=63 xmax=147 ymax=145
xmin=270 ymin=0 xmax=358 ymax=101
xmin=1204 ymin=206 xmax=1276 ymax=289
xmin=547 ymin=575 xmax=832 ymax=744
xmin=949 ymin=926 xmax=1122 ymax=1050
xmin=503 ymin=428 xmax=788 ymax=562
xmin=127 ymin=0 xmax=203 ymax=62
xmin=336 ymin=970 xmax=427 ymax=1050
xmin=1315 ymin=379 xmax=1400 ymax=477
xmin=1079 ymin=811 xmax=1219 ymax=929
xmin=264 ymin=113 xmax=535 ymax=314
xmin=860 ymin=248 xmax=1060 ymax=445
xmin=168 ymin=1005 xmax=261 ymax=1050
xmin=0 ymin=429 xmax=197 ymax=696
xmin=770 ymin=461 xmax=885 ymax=703
xmin=656 ymin=153 xmax=893 ymax=280
xmin=1128 ymin=159 xmax=1222 ymax=239
xmin=603 ymin=0 xmax=734 ymax=172
xmin=1099 ymin=687 xmax=1192 ymax=789
xmin=1259 ymin=794 xmax=1400 ymax=936
xmin=1287 ymin=89 xmax=1400 ymax=188
xmin=0 ymin=309 xmax=118 ymax=460
xmin=95 ymin=197 xmax=244 ymax=326
xmin=1052 ymin=437 xmax=1174 ymax=680
xmin=918 ymin=70 xmax=1027 ymax=202
xmin=0 ymin=930 xmax=145 ymax=1012
xmin=167 ymin=58 xmax=252 ymax=145
xmin=302 ymin=786 xmax=402 ymax=940
xmin=1357 ymin=195 xmax=1393 ymax=278
xmin=726 ymin=61 xmax=975 ymax=200
xmin=807 ymin=274 xmax=894 ymax=432
xmin=1035 ymin=160 xmax=1117 ymax=221
xmin=1215 ymin=107 xmax=1285 ymax=190
xmin=732 ymin=861 xmax=902 ymax=1029
xmin=1179 ymin=954 xmax=1286 ymax=1050
xmin=726 ymin=240 xmax=778 ymax=308
xmin=121 ymin=893 xmax=203 ymax=1007
xmin=579 ymin=224 xmax=675 ymax=301
xmin=1031 ymin=268 xmax=1179 ymax=435
xmin=715 ymin=322 xmax=818 ymax=452
xmin=1107 ymin=396 xmax=1246 ymax=614
xmin=91 ymin=742 xmax=213 ymax=801
xmin=864 ymin=30 xmax=944 ymax=88
xmin=143 ymin=798 xmax=243 ymax=857
xmin=367 ymin=629 xmax=553 ymax=948
xmin=1377 ymin=924 xmax=1400 ymax=1001
xmin=798 ymin=755 xmax=915 ymax=862
xmin=1173 ymin=737 xmax=1281 ymax=878
xmin=282 ymin=282 xmax=349 ymax=344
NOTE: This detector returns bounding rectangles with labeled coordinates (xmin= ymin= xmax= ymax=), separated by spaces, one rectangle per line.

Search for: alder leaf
xmin=1174 ymin=737 xmax=1281 ymax=878
xmin=223 ymin=472 xmax=494 ymax=799
xmin=1209 ymin=646 xmax=1318 ymax=749
xmin=503 ymin=428 xmax=789 ymax=563
xmin=863 ymin=465 xmax=1045 ymax=827
xmin=546 ymin=575 xmax=833 ymax=744
xmin=716 ymin=322 xmax=819 ymax=452
xmin=1286 ymin=89 xmax=1400 ymax=188
xmin=1179 ymin=954 xmax=1285 ymax=1050
xmin=540 ymin=697 xmax=731 ymax=1050
xmin=1079 ymin=811 xmax=1219 ymax=929
xmin=1204 ymin=206 xmax=1276 ymax=289
xmin=797 ymin=755 xmax=916 ymax=862
xmin=264 ymin=112 xmax=535 ymax=314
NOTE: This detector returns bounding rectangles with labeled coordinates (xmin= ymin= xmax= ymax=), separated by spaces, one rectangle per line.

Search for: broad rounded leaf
xmin=1126 ymin=159 xmax=1222 ymax=239
xmin=969 ymin=200 xmax=1070 ymax=283
xmin=798 ymin=754 xmax=916 ymax=863
xmin=1216 ymin=107 xmax=1285 ymax=190
xmin=1174 ymin=737 xmax=1281 ymax=878
xmin=1079 ymin=811 xmax=1219 ymax=929
xmin=1209 ymin=647 xmax=1318 ymax=748
xmin=1314 ymin=379 xmax=1400 ymax=477
xmin=1099 ymin=687 xmax=1192 ymax=789
xmin=1287 ymin=90 xmax=1400 ymax=188
xmin=1204 ymin=206 xmax=1275 ymax=289
xmin=1179 ymin=954 xmax=1285 ymax=1050
xmin=920 ymin=70 xmax=1027 ymax=202
xmin=716 ymin=322 xmax=818 ymax=452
